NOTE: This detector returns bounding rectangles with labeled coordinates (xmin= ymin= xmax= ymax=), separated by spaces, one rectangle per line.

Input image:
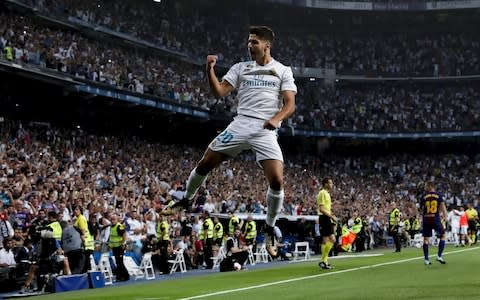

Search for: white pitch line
xmin=179 ymin=247 xmax=479 ymax=300
xmin=287 ymin=253 xmax=384 ymax=264
xmin=330 ymin=253 xmax=384 ymax=259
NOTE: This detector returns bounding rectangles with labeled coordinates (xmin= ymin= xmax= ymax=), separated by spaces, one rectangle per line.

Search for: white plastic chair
xmin=123 ymin=255 xmax=145 ymax=280
xmin=254 ymin=243 xmax=270 ymax=264
xmin=140 ymin=252 xmax=156 ymax=280
xmin=246 ymin=245 xmax=256 ymax=266
xmin=212 ymin=246 xmax=226 ymax=270
xmin=89 ymin=254 xmax=100 ymax=271
xmin=99 ymin=253 xmax=114 ymax=285
xmin=168 ymin=249 xmax=187 ymax=274
xmin=293 ymin=241 xmax=311 ymax=261
xmin=410 ymin=233 xmax=423 ymax=247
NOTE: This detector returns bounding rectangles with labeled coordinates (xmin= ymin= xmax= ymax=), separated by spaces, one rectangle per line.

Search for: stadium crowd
xmin=0 ymin=117 xmax=479 ymax=235
xmin=1 ymin=8 xmax=480 ymax=132
xmin=0 ymin=113 xmax=479 ymax=288
xmin=17 ymin=0 xmax=480 ymax=76
xmin=294 ymin=82 xmax=480 ymax=131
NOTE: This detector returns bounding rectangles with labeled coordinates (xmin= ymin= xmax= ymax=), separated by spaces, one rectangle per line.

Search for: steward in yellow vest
xmin=389 ymin=203 xmax=401 ymax=252
xmin=109 ymin=214 xmax=129 ymax=281
xmin=73 ymin=205 xmax=94 ymax=272
xmin=156 ymin=214 xmax=171 ymax=274
xmin=47 ymin=211 xmax=62 ymax=241
xmin=213 ymin=216 xmax=224 ymax=246
xmin=243 ymin=215 xmax=257 ymax=246
xmin=201 ymin=211 xmax=214 ymax=269
xmin=228 ymin=211 xmax=242 ymax=236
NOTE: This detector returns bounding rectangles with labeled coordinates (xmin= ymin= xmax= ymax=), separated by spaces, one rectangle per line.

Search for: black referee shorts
xmin=319 ymin=215 xmax=335 ymax=237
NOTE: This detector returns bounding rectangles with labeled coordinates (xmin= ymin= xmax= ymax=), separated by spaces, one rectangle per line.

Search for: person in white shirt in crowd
xmin=97 ymin=216 xmax=111 ymax=253
xmin=144 ymin=210 xmax=158 ymax=238
xmin=0 ymin=238 xmax=17 ymax=288
xmin=0 ymin=238 xmax=16 ymax=267
xmin=191 ymin=216 xmax=202 ymax=236
xmin=126 ymin=210 xmax=145 ymax=243
xmin=0 ymin=211 xmax=14 ymax=248
xmin=58 ymin=202 xmax=71 ymax=223
xmin=203 ymin=197 xmax=216 ymax=214
xmin=125 ymin=209 xmax=145 ymax=261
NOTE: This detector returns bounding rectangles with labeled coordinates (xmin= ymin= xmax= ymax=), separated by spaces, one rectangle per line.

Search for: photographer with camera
xmin=220 ymin=228 xmax=248 ymax=272
xmin=20 ymin=212 xmax=72 ymax=293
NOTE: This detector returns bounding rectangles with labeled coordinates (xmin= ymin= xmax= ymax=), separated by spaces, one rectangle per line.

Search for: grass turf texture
xmin=27 ymin=245 xmax=479 ymax=300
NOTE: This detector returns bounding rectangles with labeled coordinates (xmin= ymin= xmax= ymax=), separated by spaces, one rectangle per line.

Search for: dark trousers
xmin=82 ymin=249 xmax=93 ymax=273
xmin=231 ymin=251 xmax=249 ymax=266
xmin=65 ymin=249 xmax=84 ymax=274
xmin=389 ymin=227 xmax=401 ymax=251
xmin=112 ymin=246 xmax=129 ymax=281
xmin=0 ymin=267 xmax=17 ymax=292
xmin=158 ymin=240 xmax=170 ymax=274
xmin=203 ymin=238 xmax=214 ymax=269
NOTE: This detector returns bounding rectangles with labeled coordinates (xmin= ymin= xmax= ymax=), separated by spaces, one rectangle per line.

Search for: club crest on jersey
xmin=244 ymin=64 xmax=254 ymax=71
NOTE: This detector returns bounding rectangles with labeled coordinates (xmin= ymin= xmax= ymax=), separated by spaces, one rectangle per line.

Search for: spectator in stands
xmin=60 ymin=221 xmax=84 ymax=274
xmin=0 ymin=237 xmax=17 ymax=288
xmin=0 ymin=210 xmax=14 ymax=247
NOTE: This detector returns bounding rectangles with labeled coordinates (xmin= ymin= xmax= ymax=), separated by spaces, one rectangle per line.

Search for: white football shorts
xmin=208 ymin=115 xmax=284 ymax=163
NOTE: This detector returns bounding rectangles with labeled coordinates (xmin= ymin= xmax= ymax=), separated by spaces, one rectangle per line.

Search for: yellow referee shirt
xmin=465 ymin=208 xmax=478 ymax=220
xmin=317 ymin=189 xmax=331 ymax=215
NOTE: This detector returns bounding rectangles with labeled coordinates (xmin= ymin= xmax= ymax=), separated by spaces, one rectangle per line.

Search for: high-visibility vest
xmin=352 ymin=217 xmax=362 ymax=234
xmin=404 ymin=219 xmax=411 ymax=231
xmin=200 ymin=218 xmax=214 ymax=240
xmin=341 ymin=225 xmax=356 ymax=251
xmin=214 ymin=222 xmax=224 ymax=240
xmin=4 ymin=46 xmax=13 ymax=61
xmin=109 ymin=223 xmax=124 ymax=248
xmin=75 ymin=214 xmax=94 ymax=250
xmin=244 ymin=220 xmax=257 ymax=240
xmin=411 ymin=218 xmax=420 ymax=230
xmin=229 ymin=216 xmax=239 ymax=235
xmin=389 ymin=208 xmax=400 ymax=226
xmin=157 ymin=220 xmax=170 ymax=241
xmin=48 ymin=221 xmax=62 ymax=241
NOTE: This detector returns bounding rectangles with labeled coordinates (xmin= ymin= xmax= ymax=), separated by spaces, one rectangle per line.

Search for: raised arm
xmin=206 ymin=55 xmax=235 ymax=98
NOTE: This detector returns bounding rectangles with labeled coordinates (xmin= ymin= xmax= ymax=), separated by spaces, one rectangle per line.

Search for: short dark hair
xmin=60 ymin=220 xmax=69 ymax=229
xmin=322 ymin=177 xmax=332 ymax=186
xmin=48 ymin=211 xmax=58 ymax=219
xmin=249 ymin=26 xmax=275 ymax=45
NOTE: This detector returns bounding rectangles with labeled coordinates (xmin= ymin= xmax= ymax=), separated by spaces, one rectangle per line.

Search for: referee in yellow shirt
xmin=465 ymin=203 xmax=478 ymax=244
xmin=317 ymin=177 xmax=337 ymax=269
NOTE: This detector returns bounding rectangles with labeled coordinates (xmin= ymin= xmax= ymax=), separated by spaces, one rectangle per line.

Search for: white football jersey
xmin=223 ymin=59 xmax=297 ymax=120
